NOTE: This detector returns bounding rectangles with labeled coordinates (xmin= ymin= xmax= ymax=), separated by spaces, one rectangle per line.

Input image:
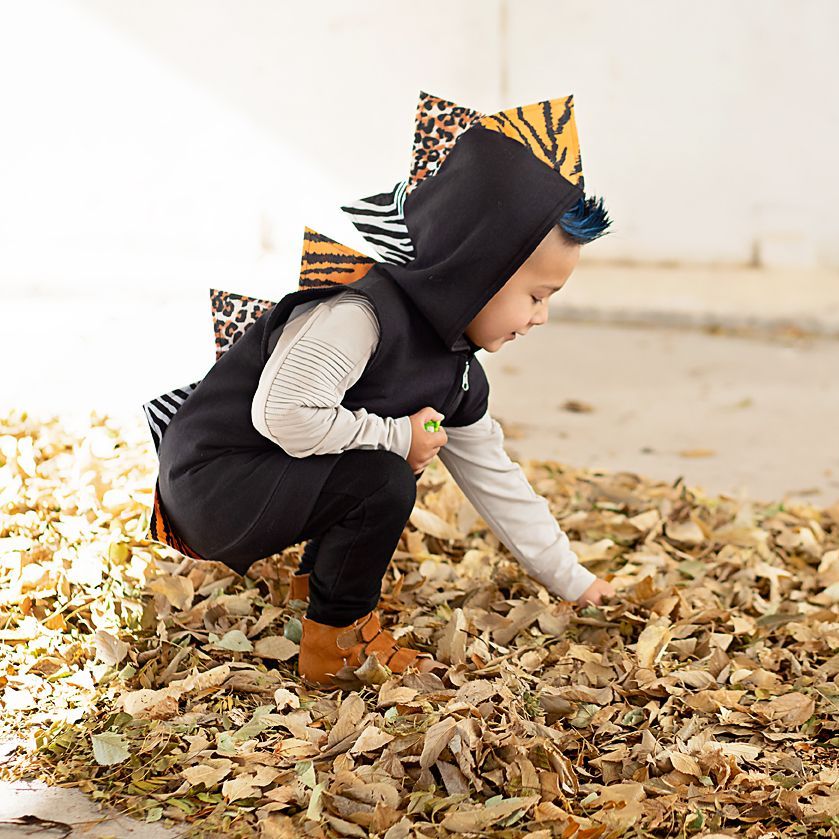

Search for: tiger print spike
xmin=407 ymin=90 xmax=481 ymax=194
xmin=299 ymin=227 xmax=377 ymax=289
xmin=476 ymin=95 xmax=584 ymax=189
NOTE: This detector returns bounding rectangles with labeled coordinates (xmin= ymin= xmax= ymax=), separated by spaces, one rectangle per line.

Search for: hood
xmin=340 ymin=92 xmax=590 ymax=352
xmin=382 ymin=124 xmax=583 ymax=351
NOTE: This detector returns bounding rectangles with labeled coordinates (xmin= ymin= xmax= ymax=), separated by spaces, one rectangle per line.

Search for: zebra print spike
xmin=340 ymin=180 xmax=415 ymax=265
xmin=142 ymin=382 xmax=200 ymax=453
xmin=340 ymin=90 xmax=479 ymax=262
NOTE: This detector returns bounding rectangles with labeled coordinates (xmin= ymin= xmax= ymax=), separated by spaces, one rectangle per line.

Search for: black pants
xmin=289 ymin=450 xmax=420 ymax=626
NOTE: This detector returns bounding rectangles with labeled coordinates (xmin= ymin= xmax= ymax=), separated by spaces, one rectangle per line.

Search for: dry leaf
xmin=348 ymin=725 xmax=394 ymax=754
xmin=441 ymin=796 xmax=540 ymax=832
xmin=409 ymin=506 xmax=464 ymax=541
xmin=665 ymin=519 xmax=705 ymax=546
xmin=678 ymin=448 xmax=716 ymax=458
xmin=91 ymin=732 xmax=130 ymax=766
xmin=147 ymin=575 xmax=194 ymax=610
xmin=210 ymin=629 xmax=253 ymax=652
xmin=3 ymin=410 xmax=838 ymax=838
xmin=253 ymin=635 xmax=299 ymax=661
xmin=420 ymin=717 xmax=457 ymax=769
xmin=752 ymin=692 xmax=816 ymax=727
xmin=93 ymin=629 xmax=129 ymax=667
xmin=635 ymin=616 xmax=672 ymax=669
xmin=223 ymin=773 xmax=260 ymax=801
xmin=437 ymin=608 xmax=467 ymax=665
xmin=182 ymin=758 xmax=234 ymax=788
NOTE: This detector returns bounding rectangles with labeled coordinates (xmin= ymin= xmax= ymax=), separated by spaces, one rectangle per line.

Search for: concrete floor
xmin=0 ymin=781 xmax=185 ymax=839
xmin=482 ymin=320 xmax=839 ymax=506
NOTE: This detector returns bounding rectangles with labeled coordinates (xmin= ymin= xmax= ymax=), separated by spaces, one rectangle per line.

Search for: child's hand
xmin=575 ymin=577 xmax=616 ymax=606
xmin=407 ymin=407 xmax=447 ymax=474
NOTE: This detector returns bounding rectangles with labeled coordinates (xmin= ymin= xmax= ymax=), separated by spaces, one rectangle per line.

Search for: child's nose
xmin=531 ymin=308 xmax=549 ymax=327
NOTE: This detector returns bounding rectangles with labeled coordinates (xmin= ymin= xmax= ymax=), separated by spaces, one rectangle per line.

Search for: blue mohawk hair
xmin=558 ymin=195 xmax=612 ymax=244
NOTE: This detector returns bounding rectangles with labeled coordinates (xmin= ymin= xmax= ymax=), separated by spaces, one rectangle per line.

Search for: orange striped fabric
xmin=149 ymin=481 xmax=205 ymax=560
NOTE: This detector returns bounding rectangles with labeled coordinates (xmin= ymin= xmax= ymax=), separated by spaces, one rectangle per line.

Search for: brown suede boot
xmin=286 ymin=572 xmax=388 ymax=611
xmin=286 ymin=571 xmax=310 ymax=603
xmin=298 ymin=609 xmax=436 ymax=687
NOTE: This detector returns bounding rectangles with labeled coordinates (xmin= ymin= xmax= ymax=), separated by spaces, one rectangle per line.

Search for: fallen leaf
xmin=677 ymin=448 xmax=716 ymax=458
xmin=420 ymin=717 xmax=457 ymax=769
xmin=93 ymin=629 xmax=129 ymax=667
xmin=209 ymin=629 xmax=253 ymax=652
xmin=349 ymin=725 xmax=394 ymax=754
xmin=182 ymin=758 xmax=234 ymax=788
xmin=91 ymin=732 xmax=130 ymax=766
xmin=253 ymin=635 xmax=299 ymax=661
xmin=437 ymin=608 xmax=467 ymax=665
xmin=635 ymin=617 xmax=672 ymax=669
xmin=409 ymin=507 xmax=464 ymax=541
xmin=147 ymin=575 xmax=194 ymax=610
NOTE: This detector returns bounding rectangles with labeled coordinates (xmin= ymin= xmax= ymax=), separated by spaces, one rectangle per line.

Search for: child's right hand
xmin=407 ymin=407 xmax=448 ymax=474
xmin=575 ymin=577 xmax=616 ymax=606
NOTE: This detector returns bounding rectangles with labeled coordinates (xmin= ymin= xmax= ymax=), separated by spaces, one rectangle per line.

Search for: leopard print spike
xmin=210 ymin=289 xmax=275 ymax=360
xmin=407 ymin=90 xmax=482 ymax=194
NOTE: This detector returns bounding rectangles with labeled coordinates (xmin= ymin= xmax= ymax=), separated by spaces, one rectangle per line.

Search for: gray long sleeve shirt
xmin=251 ymin=288 xmax=596 ymax=601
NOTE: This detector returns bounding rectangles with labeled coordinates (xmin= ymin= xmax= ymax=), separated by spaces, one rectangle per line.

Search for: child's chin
xmin=474 ymin=336 xmax=509 ymax=352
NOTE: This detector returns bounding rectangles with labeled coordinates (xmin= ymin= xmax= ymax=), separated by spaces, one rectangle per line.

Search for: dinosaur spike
xmin=407 ymin=90 xmax=481 ymax=194
xmin=340 ymin=181 xmax=414 ymax=264
xmin=338 ymin=92 xmax=479 ymax=262
xmin=299 ymin=226 xmax=377 ymax=289
xmin=142 ymin=381 xmax=201 ymax=453
xmin=142 ymin=382 xmax=207 ymax=556
xmin=209 ymin=289 xmax=275 ymax=360
xmin=476 ymin=94 xmax=584 ymax=189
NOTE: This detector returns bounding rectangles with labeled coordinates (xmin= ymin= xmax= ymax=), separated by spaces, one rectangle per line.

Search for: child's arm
xmin=437 ymin=410 xmax=598 ymax=602
xmin=251 ymin=290 xmax=412 ymax=458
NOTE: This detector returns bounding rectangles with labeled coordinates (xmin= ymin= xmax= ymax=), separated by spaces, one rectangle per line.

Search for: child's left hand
xmin=575 ymin=577 xmax=616 ymax=606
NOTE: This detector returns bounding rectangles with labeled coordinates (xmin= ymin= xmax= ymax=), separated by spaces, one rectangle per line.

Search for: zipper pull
xmin=462 ymin=358 xmax=470 ymax=391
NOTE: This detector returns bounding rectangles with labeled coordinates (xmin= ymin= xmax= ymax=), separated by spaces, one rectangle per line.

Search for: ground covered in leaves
xmin=1 ymin=410 xmax=838 ymax=838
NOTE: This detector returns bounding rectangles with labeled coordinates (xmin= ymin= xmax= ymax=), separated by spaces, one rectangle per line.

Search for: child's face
xmin=465 ymin=226 xmax=581 ymax=352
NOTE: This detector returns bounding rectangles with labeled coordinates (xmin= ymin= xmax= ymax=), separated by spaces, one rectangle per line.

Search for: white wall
xmin=1 ymin=0 xmax=837 ymax=304
xmin=506 ymin=0 xmax=839 ymax=269
xmin=0 ymin=0 xmax=502 ymax=300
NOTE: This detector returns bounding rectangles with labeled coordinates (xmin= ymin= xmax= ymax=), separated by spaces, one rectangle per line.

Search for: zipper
xmin=440 ymin=352 xmax=473 ymax=419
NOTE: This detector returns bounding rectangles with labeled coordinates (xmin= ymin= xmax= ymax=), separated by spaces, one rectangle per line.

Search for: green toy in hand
xmin=423 ymin=419 xmax=442 ymax=433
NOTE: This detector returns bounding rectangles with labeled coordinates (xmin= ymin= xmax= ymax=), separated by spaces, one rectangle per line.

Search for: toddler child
xmin=157 ymin=92 xmax=615 ymax=686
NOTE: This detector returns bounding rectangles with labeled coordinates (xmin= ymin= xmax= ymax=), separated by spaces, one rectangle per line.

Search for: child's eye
xmin=531 ymin=295 xmax=543 ymax=304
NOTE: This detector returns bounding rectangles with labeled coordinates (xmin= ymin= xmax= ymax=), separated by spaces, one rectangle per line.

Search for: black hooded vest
xmin=156 ymin=266 xmax=489 ymax=557
xmin=160 ymin=265 xmax=489 ymax=471
xmin=157 ymin=123 xmax=582 ymax=558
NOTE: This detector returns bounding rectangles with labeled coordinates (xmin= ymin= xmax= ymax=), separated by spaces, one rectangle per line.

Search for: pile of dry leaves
xmin=1 ymin=408 xmax=838 ymax=838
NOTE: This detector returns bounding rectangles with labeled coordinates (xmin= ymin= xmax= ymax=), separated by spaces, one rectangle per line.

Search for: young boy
xmin=156 ymin=93 xmax=615 ymax=686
